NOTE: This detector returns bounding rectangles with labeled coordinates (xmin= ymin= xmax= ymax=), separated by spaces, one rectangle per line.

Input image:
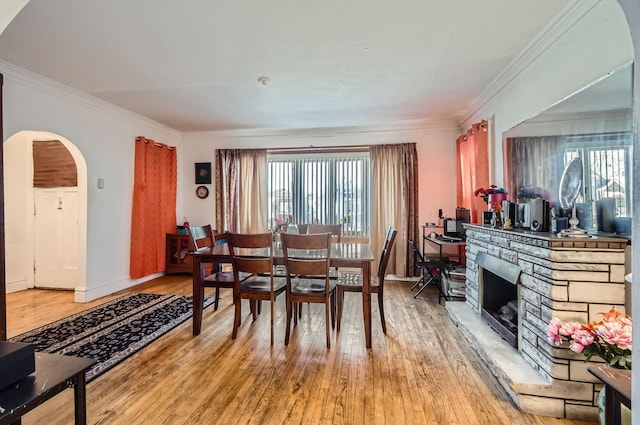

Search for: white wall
xmin=183 ymin=122 xmax=461 ymax=256
xmin=1 ymin=62 xmax=184 ymax=301
xmin=462 ymin=0 xmax=634 ymax=184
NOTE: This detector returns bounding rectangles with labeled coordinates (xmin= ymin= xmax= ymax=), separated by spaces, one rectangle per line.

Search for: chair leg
xmin=330 ymin=292 xmax=336 ymax=329
xmin=293 ymin=303 xmax=298 ymax=326
xmin=337 ymin=287 xmax=344 ymax=332
xmin=270 ymin=298 xmax=275 ymax=346
xmin=214 ymin=287 xmax=220 ymax=311
xmin=410 ymin=271 xmax=428 ymax=291
xmin=232 ymin=298 xmax=241 ymax=339
xmin=377 ymin=290 xmax=386 ymax=334
xmin=250 ymin=300 xmax=257 ymax=321
xmin=325 ymin=301 xmax=331 ymax=349
xmin=413 ymin=275 xmax=434 ymax=299
xmin=285 ymin=299 xmax=292 ymax=346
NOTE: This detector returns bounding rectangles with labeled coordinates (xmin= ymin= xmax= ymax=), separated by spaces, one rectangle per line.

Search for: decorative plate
xmin=196 ymin=185 xmax=209 ymax=199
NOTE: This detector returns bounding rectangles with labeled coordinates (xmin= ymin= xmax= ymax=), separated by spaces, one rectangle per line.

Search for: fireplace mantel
xmin=447 ymin=224 xmax=628 ymax=420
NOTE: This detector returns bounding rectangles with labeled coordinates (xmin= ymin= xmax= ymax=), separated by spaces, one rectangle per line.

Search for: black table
xmin=0 ymin=352 xmax=96 ymax=425
xmin=588 ymin=366 xmax=631 ymax=425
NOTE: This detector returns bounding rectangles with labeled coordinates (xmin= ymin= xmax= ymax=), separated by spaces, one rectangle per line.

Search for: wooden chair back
xmin=307 ymin=224 xmax=342 ymax=242
xmin=188 ymin=225 xmax=215 ymax=250
xmin=226 ymin=233 xmax=274 ymax=278
xmin=377 ymin=227 xmax=398 ymax=283
xmin=281 ymin=232 xmax=331 ymax=278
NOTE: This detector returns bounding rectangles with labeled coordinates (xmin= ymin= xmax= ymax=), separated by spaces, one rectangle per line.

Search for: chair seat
xmin=204 ymin=271 xmax=251 ymax=284
xmin=337 ymin=273 xmax=381 ymax=292
xmin=239 ymin=277 xmax=286 ymax=293
xmin=291 ymin=279 xmax=336 ymax=294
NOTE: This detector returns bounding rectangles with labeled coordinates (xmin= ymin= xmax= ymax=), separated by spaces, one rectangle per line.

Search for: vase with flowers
xmin=547 ymin=307 xmax=631 ymax=424
xmin=474 ymin=185 xmax=508 ymax=211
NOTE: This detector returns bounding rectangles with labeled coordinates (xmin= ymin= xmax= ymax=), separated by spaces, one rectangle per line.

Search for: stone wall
xmin=451 ymin=224 xmax=627 ymax=420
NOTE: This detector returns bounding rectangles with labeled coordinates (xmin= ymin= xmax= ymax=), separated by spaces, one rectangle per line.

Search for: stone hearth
xmin=447 ymin=224 xmax=628 ymax=421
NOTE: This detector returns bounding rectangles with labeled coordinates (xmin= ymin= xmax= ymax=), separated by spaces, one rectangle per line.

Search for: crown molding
xmin=459 ymin=0 xmax=600 ymax=125
xmin=186 ymin=118 xmax=461 ymax=140
xmin=0 ymin=59 xmax=181 ymax=137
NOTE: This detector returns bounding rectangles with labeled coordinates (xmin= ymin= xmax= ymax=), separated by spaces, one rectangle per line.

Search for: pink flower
xmin=569 ymin=329 xmax=594 ymax=353
xmin=547 ymin=318 xmax=562 ymax=345
xmin=595 ymin=322 xmax=633 ymax=350
xmin=559 ymin=321 xmax=581 ymax=337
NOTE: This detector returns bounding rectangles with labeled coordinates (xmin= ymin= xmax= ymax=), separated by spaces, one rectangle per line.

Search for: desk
xmin=191 ymin=242 xmax=375 ymax=347
xmin=0 ymin=352 xmax=96 ymax=425
xmin=423 ymin=236 xmax=466 ymax=303
xmin=588 ymin=366 xmax=631 ymax=425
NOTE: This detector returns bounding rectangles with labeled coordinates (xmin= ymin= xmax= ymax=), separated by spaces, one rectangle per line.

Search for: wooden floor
xmin=6 ymin=276 xmax=597 ymax=425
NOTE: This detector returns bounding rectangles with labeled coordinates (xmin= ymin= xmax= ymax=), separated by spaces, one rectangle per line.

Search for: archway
xmin=3 ymin=130 xmax=87 ymax=300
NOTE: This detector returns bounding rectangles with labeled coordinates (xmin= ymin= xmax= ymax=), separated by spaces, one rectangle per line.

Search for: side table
xmin=0 ymin=352 xmax=96 ymax=425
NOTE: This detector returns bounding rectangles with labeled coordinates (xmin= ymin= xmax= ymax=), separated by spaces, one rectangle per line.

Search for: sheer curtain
xmin=371 ymin=143 xmax=418 ymax=278
xmin=504 ymin=136 xmax=564 ymax=204
xmin=215 ymin=149 xmax=267 ymax=233
xmin=457 ymin=120 xmax=488 ymax=224
xmin=239 ymin=150 xmax=267 ymax=233
xmin=130 ymin=136 xmax=177 ymax=278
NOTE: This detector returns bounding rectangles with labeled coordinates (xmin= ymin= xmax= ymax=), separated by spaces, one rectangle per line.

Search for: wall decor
xmin=195 ymin=162 xmax=211 ymax=184
xmin=196 ymin=185 xmax=209 ymax=199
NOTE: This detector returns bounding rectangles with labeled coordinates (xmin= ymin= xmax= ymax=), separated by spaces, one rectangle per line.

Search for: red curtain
xmin=456 ymin=120 xmax=489 ymax=224
xmin=130 ymin=136 xmax=177 ymax=278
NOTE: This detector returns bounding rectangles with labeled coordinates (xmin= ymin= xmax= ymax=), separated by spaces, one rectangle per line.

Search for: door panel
xmin=34 ymin=188 xmax=78 ymax=289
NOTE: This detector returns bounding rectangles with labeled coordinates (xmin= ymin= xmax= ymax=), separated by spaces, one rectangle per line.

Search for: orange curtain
xmin=456 ymin=120 xmax=489 ymax=224
xmin=130 ymin=136 xmax=177 ymax=278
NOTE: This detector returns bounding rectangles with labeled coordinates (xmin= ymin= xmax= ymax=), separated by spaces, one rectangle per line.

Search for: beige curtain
xmin=215 ymin=149 xmax=267 ymax=233
xmin=239 ymin=150 xmax=267 ymax=233
xmin=371 ymin=143 xmax=418 ymax=278
xmin=504 ymin=136 xmax=564 ymax=204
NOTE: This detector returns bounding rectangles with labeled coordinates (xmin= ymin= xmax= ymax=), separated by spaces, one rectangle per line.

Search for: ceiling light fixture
xmin=258 ymin=76 xmax=272 ymax=86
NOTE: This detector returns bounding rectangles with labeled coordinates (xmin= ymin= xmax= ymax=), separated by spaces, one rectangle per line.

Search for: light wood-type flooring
xmin=6 ymin=276 xmax=597 ymax=425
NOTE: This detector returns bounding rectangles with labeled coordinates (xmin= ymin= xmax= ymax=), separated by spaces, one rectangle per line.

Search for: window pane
xmin=267 ymin=153 xmax=371 ymax=237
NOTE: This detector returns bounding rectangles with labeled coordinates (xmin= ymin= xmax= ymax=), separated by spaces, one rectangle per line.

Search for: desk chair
xmin=227 ymin=232 xmax=286 ymax=346
xmin=281 ymin=232 xmax=336 ymax=348
xmin=408 ymin=239 xmax=439 ymax=299
xmin=336 ymin=227 xmax=397 ymax=333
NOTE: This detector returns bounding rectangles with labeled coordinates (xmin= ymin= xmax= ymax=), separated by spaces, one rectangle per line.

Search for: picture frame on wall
xmin=195 ymin=162 xmax=211 ymax=184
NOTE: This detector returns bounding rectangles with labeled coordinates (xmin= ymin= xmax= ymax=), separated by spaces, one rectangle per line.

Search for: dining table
xmin=190 ymin=241 xmax=376 ymax=348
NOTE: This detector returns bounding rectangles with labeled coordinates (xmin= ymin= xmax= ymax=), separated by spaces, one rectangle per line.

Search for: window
xmin=267 ymin=152 xmax=371 ymax=237
xmin=563 ymin=132 xmax=633 ymax=217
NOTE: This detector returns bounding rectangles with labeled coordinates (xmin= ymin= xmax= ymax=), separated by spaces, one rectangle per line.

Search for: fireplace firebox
xmin=475 ymin=252 xmax=521 ymax=348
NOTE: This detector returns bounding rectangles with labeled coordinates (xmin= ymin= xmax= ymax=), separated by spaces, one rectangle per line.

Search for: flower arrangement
xmin=474 ymin=185 xmax=507 ymax=203
xmin=547 ymin=307 xmax=632 ymax=370
xmin=516 ymin=186 xmax=551 ymax=203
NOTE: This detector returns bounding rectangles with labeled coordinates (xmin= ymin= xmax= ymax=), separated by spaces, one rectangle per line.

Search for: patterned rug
xmin=10 ymin=293 xmax=213 ymax=382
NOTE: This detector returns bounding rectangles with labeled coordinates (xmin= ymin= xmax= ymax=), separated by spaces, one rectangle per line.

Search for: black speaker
xmin=501 ymin=200 xmax=516 ymax=226
xmin=530 ymin=198 xmax=549 ymax=232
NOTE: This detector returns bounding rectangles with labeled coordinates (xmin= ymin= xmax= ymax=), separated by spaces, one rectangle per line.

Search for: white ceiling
xmin=0 ymin=0 xmax=570 ymax=133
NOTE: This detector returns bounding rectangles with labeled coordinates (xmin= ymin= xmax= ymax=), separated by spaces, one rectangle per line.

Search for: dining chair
xmin=188 ymin=226 xmax=251 ymax=311
xmin=281 ymin=232 xmax=336 ymax=348
xmin=227 ymin=232 xmax=286 ymax=345
xmin=336 ymin=227 xmax=397 ymax=333
xmin=307 ymin=223 xmax=342 ymax=242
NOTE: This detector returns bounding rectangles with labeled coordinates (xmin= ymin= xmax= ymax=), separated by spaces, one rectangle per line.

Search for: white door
xmin=34 ymin=187 xmax=79 ymax=289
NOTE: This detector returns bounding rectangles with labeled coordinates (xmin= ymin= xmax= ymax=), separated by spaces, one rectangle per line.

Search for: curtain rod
xmin=135 ymin=136 xmax=175 ymax=151
xmin=267 ymin=145 xmax=370 ymax=155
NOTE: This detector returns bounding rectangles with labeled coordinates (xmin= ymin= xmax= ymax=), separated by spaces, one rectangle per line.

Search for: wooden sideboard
xmin=165 ymin=233 xmax=192 ymax=274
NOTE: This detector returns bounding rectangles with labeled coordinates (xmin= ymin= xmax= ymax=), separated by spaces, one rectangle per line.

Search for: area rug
xmin=9 ymin=293 xmax=213 ymax=382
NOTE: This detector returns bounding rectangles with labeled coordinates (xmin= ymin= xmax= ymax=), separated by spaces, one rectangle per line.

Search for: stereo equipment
xmin=530 ymin=198 xmax=549 ymax=232
xmin=517 ymin=203 xmax=530 ymax=229
xmin=501 ymin=200 xmax=516 ymax=226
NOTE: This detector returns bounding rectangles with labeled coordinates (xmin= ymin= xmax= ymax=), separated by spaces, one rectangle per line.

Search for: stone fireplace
xmin=446 ymin=224 xmax=628 ymax=420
